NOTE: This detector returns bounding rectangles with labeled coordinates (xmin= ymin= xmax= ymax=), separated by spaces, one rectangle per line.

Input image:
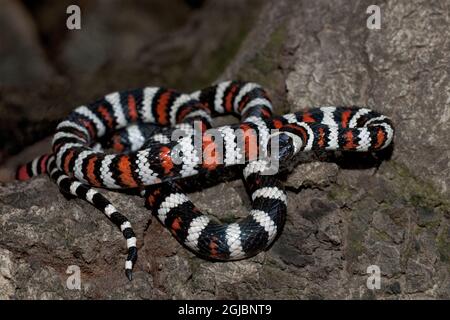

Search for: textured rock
xmin=0 ymin=0 xmax=449 ymax=299
xmin=0 ymin=248 xmax=15 ymax=299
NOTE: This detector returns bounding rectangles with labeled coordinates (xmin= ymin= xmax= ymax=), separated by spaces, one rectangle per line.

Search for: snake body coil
xmin=15 ymin=81 xmax=394 ymax=280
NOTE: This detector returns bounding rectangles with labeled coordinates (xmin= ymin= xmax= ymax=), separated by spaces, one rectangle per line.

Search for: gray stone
xmin=286 ymin=162 xmax=339 ymax=190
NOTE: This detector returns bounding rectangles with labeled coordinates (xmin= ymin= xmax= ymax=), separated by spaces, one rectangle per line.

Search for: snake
xmin=13 ymin=81 xmax=394 ymax=280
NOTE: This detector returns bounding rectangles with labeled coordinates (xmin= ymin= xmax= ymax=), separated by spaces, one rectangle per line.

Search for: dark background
xmin=0 ymin=0 xmax=260 ymax=162
xmin=0 ymin=0 xmax=448 ymax=299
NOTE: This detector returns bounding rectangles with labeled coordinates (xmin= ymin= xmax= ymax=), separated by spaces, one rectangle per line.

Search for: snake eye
xmin=267 ymin=131 xmax=303 ymax=162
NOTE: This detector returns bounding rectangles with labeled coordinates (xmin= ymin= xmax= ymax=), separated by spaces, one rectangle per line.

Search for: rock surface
xmin=0 ymin=0 xmax=449 ymax=299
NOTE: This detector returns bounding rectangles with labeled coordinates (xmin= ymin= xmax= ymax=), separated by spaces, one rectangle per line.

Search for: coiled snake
xmin=14 ymin=81 xmax=394 ymax=280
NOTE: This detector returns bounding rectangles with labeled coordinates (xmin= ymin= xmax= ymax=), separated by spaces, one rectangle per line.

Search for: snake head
xmin=267 ymin=131 xmax=303 ymax=163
